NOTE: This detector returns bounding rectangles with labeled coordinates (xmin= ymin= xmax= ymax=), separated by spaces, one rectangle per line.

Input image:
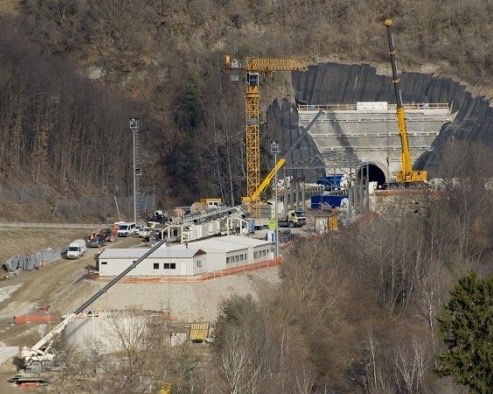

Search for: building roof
xmin=98 ymin=247 xmax=205 ymax=259
xmin=172 ymin=235 xmax=272 ymax=253
xmin=98 ymin=235 xmax=271 ymax=260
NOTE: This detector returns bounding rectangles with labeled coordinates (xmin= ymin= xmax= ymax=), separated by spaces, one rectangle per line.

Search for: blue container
xmin=317 ymin=175 xmax=344 ymax=191
xmin=311 ymin=194 xmax=348 ymax=209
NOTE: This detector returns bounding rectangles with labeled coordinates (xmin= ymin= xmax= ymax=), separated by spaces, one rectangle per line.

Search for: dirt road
xmin=0 ymin=229 xmax=280 ymax=392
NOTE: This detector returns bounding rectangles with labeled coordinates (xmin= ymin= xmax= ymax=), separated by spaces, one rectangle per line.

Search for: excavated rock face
xmin=267 ymin=62 xmax=492 ymax=179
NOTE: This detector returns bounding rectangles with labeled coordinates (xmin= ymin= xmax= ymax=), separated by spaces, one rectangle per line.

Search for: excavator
xmin=384 ymin=18 xmax=428 ymax=186
xmin=10 ymin=237 xmax=168 ymax=385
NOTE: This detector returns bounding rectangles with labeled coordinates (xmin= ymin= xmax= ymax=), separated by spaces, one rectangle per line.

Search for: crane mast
xmin=224 ymin=55 xmax=308 ymax=215
xmin=384 ymin=18 xmax=427 ymax=185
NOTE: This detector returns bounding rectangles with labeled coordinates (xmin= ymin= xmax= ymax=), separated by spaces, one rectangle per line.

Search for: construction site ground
xmin=0 ymin=226 xmax=281 ymax=392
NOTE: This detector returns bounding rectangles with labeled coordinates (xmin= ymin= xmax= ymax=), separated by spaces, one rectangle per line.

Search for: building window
xmin=101 ymin=261 xmax=107 ymax=265
xmin=153 ymin=263 xmax=159 ymax=270
xmin=164 ymin=263 xmax=170 ymax=269
xmin=235 ymin=255 xmax=240 ymax=262
xmin=170 ymin=263 xmax=176 ymax=269
xmin=226 ymin=257 xmax=231 ymax=264
xmin=197 ymin=260 xmax=202 ymax=268
xmin=164 ymin=263 xmax=177 ymax=269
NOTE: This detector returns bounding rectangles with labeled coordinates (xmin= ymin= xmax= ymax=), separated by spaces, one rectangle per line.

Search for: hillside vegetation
xmin=2 ymin=2 xmax=493 ymax=393
xmin=1 ymin=0 xmax=493 ymax=208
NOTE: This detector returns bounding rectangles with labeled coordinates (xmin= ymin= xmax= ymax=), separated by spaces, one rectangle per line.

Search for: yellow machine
xmin=242 ymin=158 xmax=286 ymax=205
xmin=384 ymin=18 xmax=427 ymax=185
xmin=224 ymin=55 xmax=307 ymax=214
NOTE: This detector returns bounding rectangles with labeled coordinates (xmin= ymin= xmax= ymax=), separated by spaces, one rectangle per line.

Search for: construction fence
xmin=2 ymin=247 xmax=65 ymax=272
xmin=0 ymin=184 xmax=48 ymax=203
xmin=0 ymin=184 xmax=157 ymax=221
xmin=52 ymin=194 xmax=157 ymax=221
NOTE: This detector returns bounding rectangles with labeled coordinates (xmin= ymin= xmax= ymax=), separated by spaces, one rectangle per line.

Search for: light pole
xmin=270 ymin=141 xmax=280 ymax=260
xmin=129 ymin=117 xmax=139 ymax=225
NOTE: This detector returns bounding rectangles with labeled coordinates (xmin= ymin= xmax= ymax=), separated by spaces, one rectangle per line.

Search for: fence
xmin=2 ymin=247 xmax=65 ymax=272
xmin=0 ymin=184 xmax=48 ymax=203
xmin=0 ymin=184 xmax=156 ymax=221
xmin=52 ymin=194 xmax=157 ymax=221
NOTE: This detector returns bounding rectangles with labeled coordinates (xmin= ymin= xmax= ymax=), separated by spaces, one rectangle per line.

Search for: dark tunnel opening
xmin=357 ymin=164 xmax=386 ymax=186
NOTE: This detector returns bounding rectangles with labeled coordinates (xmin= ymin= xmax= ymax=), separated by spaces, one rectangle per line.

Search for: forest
xmin=2 ymin=0 xmax=493 ymax=208
xmin=2 ymin=1 xmax=493 ymax=392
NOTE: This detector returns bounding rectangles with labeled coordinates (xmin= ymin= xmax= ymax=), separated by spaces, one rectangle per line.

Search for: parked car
xmin=134 ymin=224 xmax=145 ymax=235
xmin=86 ymin=235 xmax=107 ymax=248
xmin=138 ymin=226 xmax=152 ymax=238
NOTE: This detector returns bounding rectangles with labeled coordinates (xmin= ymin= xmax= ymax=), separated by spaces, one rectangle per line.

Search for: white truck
xmin=66 ymin=239 xmax=87 ymax=259
xmin=278 ymin=209 xmax=306 ymax=228
xmin=117 ymin=222 xmax=136 ymax=237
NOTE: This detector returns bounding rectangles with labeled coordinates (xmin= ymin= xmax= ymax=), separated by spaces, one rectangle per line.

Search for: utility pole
xmin=270 ymin=141 xmax=280 ymax=260
xmin=129 ymin=117 xmax=140 ymax=225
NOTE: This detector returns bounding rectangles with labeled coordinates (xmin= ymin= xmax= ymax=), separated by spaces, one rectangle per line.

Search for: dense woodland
xmin=2 ymin=0 xmax=493 ymax=207
xmin=3 ymin=1 xmax=493 ymax=393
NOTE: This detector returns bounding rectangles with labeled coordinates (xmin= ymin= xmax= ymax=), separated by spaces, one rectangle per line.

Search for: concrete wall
xmin=298 ymin=107 xmax=449 ymax=181
xmin=266 ymin=62 xmax=493 ymax=180
xmin=62 ymin=313 xmax=149 ymax=353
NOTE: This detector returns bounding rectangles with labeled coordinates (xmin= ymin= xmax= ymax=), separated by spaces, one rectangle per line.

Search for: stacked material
xmin=14 ymin=306 xmax=54 ymax=325
xmin=2 ymin=247 xmax=64 ymax=272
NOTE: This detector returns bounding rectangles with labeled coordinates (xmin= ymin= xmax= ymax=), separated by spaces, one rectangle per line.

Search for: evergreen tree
xmin=436 ymin=271 xmax=493 ymax=393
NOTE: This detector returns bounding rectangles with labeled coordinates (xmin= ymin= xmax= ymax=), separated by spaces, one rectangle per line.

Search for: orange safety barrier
xmin=14 ymin=312 xmax=54 ymax=325
xmin=96 ymin=257 xmax=283 ymax=284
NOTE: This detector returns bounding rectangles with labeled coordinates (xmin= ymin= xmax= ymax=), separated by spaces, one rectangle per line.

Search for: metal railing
xmin=298 ymin=103 xmax=449 ymax=112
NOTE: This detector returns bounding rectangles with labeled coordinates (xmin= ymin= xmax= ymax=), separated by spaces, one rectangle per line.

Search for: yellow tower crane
xmin=224 ymin=55 xmax=308 ymax=216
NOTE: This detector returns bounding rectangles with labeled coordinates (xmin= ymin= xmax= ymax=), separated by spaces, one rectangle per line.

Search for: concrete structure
xmin=0 ymin=346 xmax=19 ymax=365
xmin=62 ymin=311 xmax=150 ymax=353
xmin=297 ymin=102 xmax=450 ymax=184
xmin=97 ymin=235 xmax=274 ymax=279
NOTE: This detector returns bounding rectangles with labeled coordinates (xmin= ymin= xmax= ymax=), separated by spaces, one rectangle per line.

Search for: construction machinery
xmin=384 ymin=18 xmax=428 ymax=186
xmin=242 ymin=158 xmax=286 ymax=205
xmin=224 ymin=55 xmax=308 ymax=215
xmin=10 ymin=238 xmax=168 ymax=385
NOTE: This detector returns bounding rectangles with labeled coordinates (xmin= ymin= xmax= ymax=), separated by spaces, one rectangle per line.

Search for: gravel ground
xmin=57 ymin=267 xmax=280 ymax=322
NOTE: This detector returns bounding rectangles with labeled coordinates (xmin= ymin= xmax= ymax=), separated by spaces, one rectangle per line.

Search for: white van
xmin=117 ymin=222 xmax=136 ymax=237
xmin=67 ymin=239 xmax=87 ymax=259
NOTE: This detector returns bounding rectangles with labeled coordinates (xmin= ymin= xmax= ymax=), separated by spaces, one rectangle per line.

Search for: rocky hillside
xmin=0 ymin=1 xmax=492 ymax=216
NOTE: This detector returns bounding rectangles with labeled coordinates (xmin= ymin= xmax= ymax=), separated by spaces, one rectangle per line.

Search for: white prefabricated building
xmin=97 ymin=247 xmax=207 ymax=277
xmin=182 ymin=235 xmax=274 ymax=272
xmin=97 ymin=235 xmax=274 ymax=278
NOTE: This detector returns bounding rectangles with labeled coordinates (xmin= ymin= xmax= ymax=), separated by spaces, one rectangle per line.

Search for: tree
xmin=436 ymin=271 xmax=493 ymax=393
